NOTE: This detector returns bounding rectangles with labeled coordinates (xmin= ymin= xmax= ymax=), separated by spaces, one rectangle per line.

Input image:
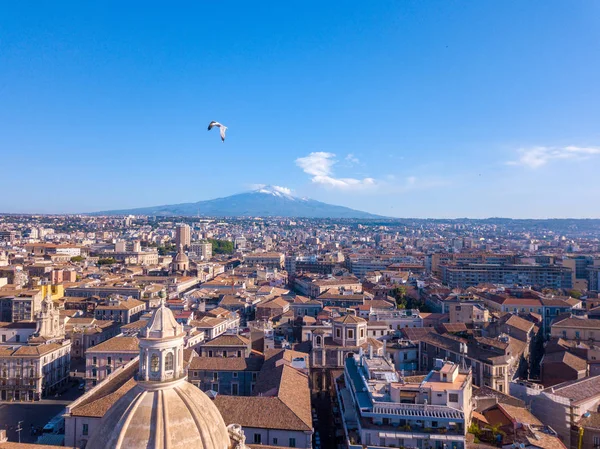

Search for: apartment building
xmin=65 ymin=318 xmax=120 ymax=359
xmin=198 ymin=334 xmax=251 ymax=358
xmin=188 ymin=356 xmax=263 ymax=396
xmin=429 ymin=253 xmax=515 ymax=276
xmin=531 ymin=375 xmax=600 ymax=447
xmin=417 ymin=331 xmax=525 ymax=394
xmin=0 ymin=341 xmax=71 ymax=401
xmin=294 ymin=274 xmax=362 ymax=298
xmin=85 ymin=336 xmax=139 ymax=388
xmin=175 ymin=223 xmax=191 ymax=248
xmin=66 ymin=285 xmax=142 ymax=299
xmin=189 ymin=242 xmax=212 ymax=260
xmin=93 ymin=297 xmax=146 ymax=324
xmin=338 ymin=352 xmax=472 ymax=449
xmin=243 ymin=252 xmax=285 ymax=269
xmin=448 ymin=302 xmax=489 ymax=324
xmin=551 ymin=316 xmax=600 ymax=342
xmin=440 ymin=263 xmax=573 ymax=289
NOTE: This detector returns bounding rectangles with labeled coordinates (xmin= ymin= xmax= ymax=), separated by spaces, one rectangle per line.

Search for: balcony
xmin=367 ymin=402 xmax=465 ymax=421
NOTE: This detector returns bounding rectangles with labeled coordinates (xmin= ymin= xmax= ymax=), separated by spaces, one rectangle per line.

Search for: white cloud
xmin=295 ymin=152 xmax=376 ymax=190
xmin=270 ymin=185 xmax=292 ymax=195
xmin=508 ymin=145 xmax=600 ymax=169
xmin=345 ymin=153 xmax=360 ymax=165
xmin=248 ymin=184 xmax=293 ymax=195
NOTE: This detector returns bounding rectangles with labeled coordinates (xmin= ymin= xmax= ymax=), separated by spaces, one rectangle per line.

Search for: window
xmin=594 ymin=436 xmax=600 ymax=446
xmin=213 ymin=372 xmax=218 ymax=381
xmin=289 ymin=438 xmax=296 ymax=447
xmin=208 ymin=350 xmax=213 ymax=357
xmin=360 ymin=328 xmax=365 ymax=338
xmin=150 ymin=355 xmax=159 ymax=373
xmin=107 ymin=357 xmax=112 ymax=365
xmin=232 ymin=383 xmax=238 ymax=395
xmin=336 ymin=328 xmax=341 ymax=338
xmin=165 ymin=353 xmax=174 ymax=371
xmin=82 ymin=424 xmax=89 ymax=436
xmin=253 ymin=434 xmax=261 ymax=444
xmin=1 ymin=335 xmax=5 ymax=342
xmin=15 ymin=335 xmax=20 ymax=343
xmin=92 ymin=357 xmax=97 ymax=365
xmin=233 ymin=372 xmax=238 ymax=378
xmin=348 ymin=329 xmax=354 ymax=339
xmin=272 ymin=438 xmax=278 ymax=445
xmin=107 ymin=366 xmax=112 ymax=375
xmin=449 ymin=393 xmax=459 ymax=402
xmin=212 ymin=383 xmax=219 ymax=392
xmin=223 ymin=350 xmax=228 ymax=357
xmin=403 ymin=353 xmax=408 ymax=360
xmin=237 ymin=351 xmax=242 ymax=357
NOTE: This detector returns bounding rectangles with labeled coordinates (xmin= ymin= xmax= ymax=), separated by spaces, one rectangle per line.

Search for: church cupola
xmin=138 ymin=299 xmax=186 ymax=382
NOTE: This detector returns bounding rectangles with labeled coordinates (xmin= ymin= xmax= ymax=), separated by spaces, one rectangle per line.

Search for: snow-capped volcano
xmin=254 ymin=185 xmax=297 ymax=200
xmin=92 ymin=186 xmax=381 ymax=218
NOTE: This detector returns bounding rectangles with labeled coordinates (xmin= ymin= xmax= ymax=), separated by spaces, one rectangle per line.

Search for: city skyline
xmin=2 ymin=1 xmax=600 ymax=218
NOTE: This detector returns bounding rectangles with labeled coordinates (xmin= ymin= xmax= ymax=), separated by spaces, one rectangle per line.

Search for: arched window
xmin=165 ymin=353 xmax=174 ymax=371
xmin=150 ymin=354 xmax=160 ymax=373
xmin=316 ymin=336 xmax=322 ymax=346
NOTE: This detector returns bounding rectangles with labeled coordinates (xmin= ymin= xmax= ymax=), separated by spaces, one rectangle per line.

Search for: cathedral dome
xmin=86 ymin=301 xmax=235 ymax=449
xmin=86 ymin=379 xmax=231 ymax=449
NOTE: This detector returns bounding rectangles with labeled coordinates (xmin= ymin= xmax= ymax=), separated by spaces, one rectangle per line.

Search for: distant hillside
xmin=93 ymin=186 xmax=381 ymax=219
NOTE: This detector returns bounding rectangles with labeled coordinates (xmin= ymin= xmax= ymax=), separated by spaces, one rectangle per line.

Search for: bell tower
xmin=138 ymin=300 xmax=186 ymax=382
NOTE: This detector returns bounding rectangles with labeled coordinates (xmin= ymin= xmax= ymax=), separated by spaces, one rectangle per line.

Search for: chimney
xmin=369 ymin=344 xmax=373 ymax=359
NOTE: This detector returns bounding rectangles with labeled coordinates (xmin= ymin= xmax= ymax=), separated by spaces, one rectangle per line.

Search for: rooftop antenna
xmin=460 ymin=342 xmax=468 ymax=371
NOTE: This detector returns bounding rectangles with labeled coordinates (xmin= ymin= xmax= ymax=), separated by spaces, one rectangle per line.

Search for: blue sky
xmin=1 ymin=1 xmax=599 ymax=218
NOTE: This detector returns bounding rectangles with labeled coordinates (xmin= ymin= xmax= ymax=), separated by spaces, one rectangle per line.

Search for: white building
xmin=338 ymin=352 xmax=472 ymax=449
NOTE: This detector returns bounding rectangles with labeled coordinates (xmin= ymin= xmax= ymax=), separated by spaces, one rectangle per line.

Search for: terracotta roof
xmin=69 ymin=361 xmax=138 ymax=418
xmin=85 ymin=336 xmax=139 ymax=353
xmin=96 ymin=298 xmax=144 ymax=310
xmin=11 ymin=343 xmax=64 ymax=357
xmin=553 ymin=316 xmax=600 ymax=329
xmin=333 ymin=314 xmax=366 ymax=325
xmin=201 ymin=334 xmax=250 ymax=347
xmin=542 ymin=350 xmax=588 ymax=372
xmin=71 ymin=378 xmax=136 ymax=417
xmin=215 ymin=362 xmax=311 ymax=432
xmin=497 ymin=403 xmax=542 ymax=425
xmin=503 ymin=314 xmax=535 ymax=333
xmin=578 ymin=411 xmax=600 ymax=430
xmin=546 ymin=375 xmax=600 ymax=403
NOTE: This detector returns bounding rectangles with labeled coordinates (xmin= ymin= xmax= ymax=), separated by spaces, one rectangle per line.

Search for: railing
xmin=368 ymin=402 xmax=465 ymax=420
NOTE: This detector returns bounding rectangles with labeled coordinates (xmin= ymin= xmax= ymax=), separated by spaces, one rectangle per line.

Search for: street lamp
xmin=16 ymin=421 xmax=23 ymax=443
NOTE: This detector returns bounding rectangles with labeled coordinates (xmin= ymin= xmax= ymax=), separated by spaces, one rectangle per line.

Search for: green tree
xmin=568 ymin=289 xmax=582 ymax=299
xmin=208 ymin=239 xmax=234 ymax=255
xmin=485 ymin=423 xmax=506 ymax=443
xmin=70 ymin=255 xmax=85 ymax=263
xmin=97 ymin=257 xmax=117 ymax=265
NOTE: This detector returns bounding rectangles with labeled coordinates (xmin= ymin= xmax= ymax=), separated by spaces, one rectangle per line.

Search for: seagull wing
xmin=220 ymin=126 xmax=227 ymax=142
xmin=208 ymin=121 xmax=220 ymax=131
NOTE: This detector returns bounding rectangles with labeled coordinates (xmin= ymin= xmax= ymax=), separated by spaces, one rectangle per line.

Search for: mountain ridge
xmin=91 ymin=186 xmax=382 ymax=219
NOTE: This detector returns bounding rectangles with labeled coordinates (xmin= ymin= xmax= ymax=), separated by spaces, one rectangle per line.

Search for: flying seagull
xmin=208 ymin=121 xmax=227 ymax=142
